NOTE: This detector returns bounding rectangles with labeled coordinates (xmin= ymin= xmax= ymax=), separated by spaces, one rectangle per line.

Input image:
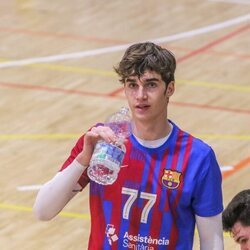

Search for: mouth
xmin=135 ymin=104 xmax=150 ymax=111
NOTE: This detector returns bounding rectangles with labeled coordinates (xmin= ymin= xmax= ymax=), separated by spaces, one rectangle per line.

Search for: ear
xmin=166 ymin=81 xmax=175 ymax=97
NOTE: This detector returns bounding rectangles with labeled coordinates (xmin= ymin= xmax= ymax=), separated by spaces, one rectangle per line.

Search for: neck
xmin=132 ymin=119 xmax=172 ymax=140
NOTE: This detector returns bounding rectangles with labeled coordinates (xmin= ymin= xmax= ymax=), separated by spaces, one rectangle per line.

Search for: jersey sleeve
xmin=192 ymin=148 xmax=223 ymax=217
xmin=59 ymin=135 xmax=90 ymax=188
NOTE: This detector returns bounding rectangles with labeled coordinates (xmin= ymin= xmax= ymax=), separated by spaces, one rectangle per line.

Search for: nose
xmin=136 ymin=86 xmax=147 ymax=100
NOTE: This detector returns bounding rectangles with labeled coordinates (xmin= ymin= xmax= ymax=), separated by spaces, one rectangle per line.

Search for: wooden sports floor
xmin=0 ymin=0 xmax=249 ymax=249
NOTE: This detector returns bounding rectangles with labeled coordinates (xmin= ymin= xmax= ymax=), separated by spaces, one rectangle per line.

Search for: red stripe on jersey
xmin=167 ymin=130 xmax=184 ymax=249
xmin=128 ymin=203 xmax=145 ymax=238
xmin=104 ymin=140 xmax=134 ymax=249
xmin=89 ymin=195 xmax=107 ymax=249
xmin=168 ymin=134 xmax=193 ymax=250
xmin=145 ymin=153 xmax=157 ymax=193
xmin=126 ymin=152 xmax=156 ymax=241
xmin=148 ymin=149 xmax=169 ymax=247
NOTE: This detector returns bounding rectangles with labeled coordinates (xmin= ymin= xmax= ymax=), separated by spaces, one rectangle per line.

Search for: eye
xmin=145 ymin=82 xmax=157 ymax=88
xmin=238 ymin=237 xmax=248 ymax=245
xmin=127 ymin=82 xmax=138 ymax=89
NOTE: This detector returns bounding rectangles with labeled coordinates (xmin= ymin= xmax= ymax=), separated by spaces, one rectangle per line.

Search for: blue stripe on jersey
xmin=159 ymin=211 xmax=173 ymax=247
xmin=103 ymin=200 xmax=112 ymax=249
xmin=151 ymin=152 xmax=164 ymax=194
xmin=137 ymin=153 xmax=162 ymax=239
xmin=138 ymin=153 xmax=152 ymax=207
xmin=175 ymin=132 xmax=188 ymax=172
xmin=117 ymin=214 xmax=130 ymax=248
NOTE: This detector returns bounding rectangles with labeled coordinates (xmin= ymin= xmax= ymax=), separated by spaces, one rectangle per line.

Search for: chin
xmin=134 ymin=113 xmax=152 ymax=122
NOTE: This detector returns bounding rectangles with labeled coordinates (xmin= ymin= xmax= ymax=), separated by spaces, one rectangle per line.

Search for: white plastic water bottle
xmin=87 ymin=107 xmax=131 ymax=185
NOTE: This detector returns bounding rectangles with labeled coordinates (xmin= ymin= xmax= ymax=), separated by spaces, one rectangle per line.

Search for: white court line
xmin=17 ymin=185 xmax=42 ymax=191
xmin=220 ymin=166 xmax=234 ymax=172
xmin=209 ymin=0 xmax=250 ymax=5
xmin=17 ymin=165 xmax=233 ymax=191
xmin=0 ymin=14 xmax=249 ymax=69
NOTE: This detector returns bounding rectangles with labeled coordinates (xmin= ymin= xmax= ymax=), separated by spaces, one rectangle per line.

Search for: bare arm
xmin=196 ymin=213 xmax=224 ymax=250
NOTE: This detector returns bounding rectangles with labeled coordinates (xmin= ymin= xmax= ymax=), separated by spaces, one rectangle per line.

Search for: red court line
xmin=222 ymin=156 xmax=250 ymax=180
xmin=177 ymin=24 xmax=250 ymax=63
xmin=167 ymin=45 xmax=250 ymax=60
xmin=1 ymin=27 xmax=249 ymax=61
xmin=1 ymin=81 xmax=249 ymax=115
xmin=108 ymin=87 xmax=124 ymax=97
xmin=171 ymin=101 xmax=250 ymax=115
xmin=0 ymin=82 xmax=109 ymax=98
xmin=108 ymin=24 xmax=249 ymax=97
xmin=0 ymin=27 xmax=126 ymax=45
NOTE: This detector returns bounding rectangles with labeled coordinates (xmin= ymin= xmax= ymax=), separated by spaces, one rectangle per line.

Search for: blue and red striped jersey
xmin=60 ymin=120 xmax=223 ymax=250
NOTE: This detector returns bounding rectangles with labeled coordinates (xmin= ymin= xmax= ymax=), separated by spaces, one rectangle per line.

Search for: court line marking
xmin=222 ymin=156 xmax=250 ymax=179
xmin=17 ymin=185 xmax=42 ymax=191
xmin=0 ymin=133 xmax=80 ymax=140
xmin=0 ymin=27 xmax=127 ymax=45
xmin=16 ymin=165 xmax=233 ymax=192
xmin=1 ymin=157 xmax=248 ymax=228
xmin=177 ymin=79 xmax=250 ymax=92
xmin=0 ymin=201 xmax=231 ymax=237
xmin=108 ymin=23 xmax=250 ymax=97
xmin=1 ymin=61 xmax=248 ymax=92
xmin=172 ymin=101 xmax=250 ymax=115
xmin=176 ymin=24 xmax=249 ymax=63
xmin=15 ymin=165 xmax=233 ymax=191
xmin=1 ymin=156 xmax=248 ymax=228
xmin=0 ymin=133 xmax=249 ymax=140
xmin=167 ymin=45 xmax=250 ymax=60
xmin=33 ymin=63 xmax=116 ymax=77
xmin=1 ymin=81 xmax=250 ymax=115
xmin=0 ymin=14 xmax=249 ymax=69
xmin=209 ymin=0 xmax=250 ymax=4
xmin=220 ymin=166 xmax=234 ymax=171
xmin=0 ymin=202 xmax=90 ymax=219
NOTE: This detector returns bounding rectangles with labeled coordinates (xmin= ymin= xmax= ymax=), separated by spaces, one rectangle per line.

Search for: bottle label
xmin=91 ymin=141 xmax=125 ymax=170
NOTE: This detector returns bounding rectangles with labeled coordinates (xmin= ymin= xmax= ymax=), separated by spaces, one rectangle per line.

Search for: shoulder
xmin=172 ymin=121 xmax=213 ymax=154
xmin=190 ymin=135 xmax=213 ymax=157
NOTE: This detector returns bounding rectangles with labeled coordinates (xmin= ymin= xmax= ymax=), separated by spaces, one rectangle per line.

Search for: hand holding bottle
xmin=87 ymin=107 xmax=131 ymax=185
xmin=76 ymin=125 xmax=117 ymax=167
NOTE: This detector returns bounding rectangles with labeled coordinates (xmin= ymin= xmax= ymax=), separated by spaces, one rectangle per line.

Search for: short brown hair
xmin=114 ymin=42 xmax=176 ymax=85
xmin=222 ymin=189 xmax=250 ymax=233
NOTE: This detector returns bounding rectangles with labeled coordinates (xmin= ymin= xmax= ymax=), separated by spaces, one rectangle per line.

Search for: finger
xmin=91 ymin=126 xmax=117 ymax=143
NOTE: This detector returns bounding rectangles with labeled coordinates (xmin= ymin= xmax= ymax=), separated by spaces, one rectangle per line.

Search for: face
xmin=124 ymin=70 xmax=174 ymax=124
xmin=232 ymin=222 xmax=250 ymax=250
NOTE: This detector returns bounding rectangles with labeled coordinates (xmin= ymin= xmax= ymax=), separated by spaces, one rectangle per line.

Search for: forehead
xmin=125 ymin=70 xmax=163 ymax=82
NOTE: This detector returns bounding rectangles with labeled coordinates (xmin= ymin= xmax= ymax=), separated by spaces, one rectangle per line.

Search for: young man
xmin=223 ymin=189 xmax=250 ymax=250
xmin=33 ymin=42 xmax=224 ymax=249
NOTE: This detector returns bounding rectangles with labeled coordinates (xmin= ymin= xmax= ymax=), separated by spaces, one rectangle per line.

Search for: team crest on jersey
xmin=162 ymin=170 xmax=182 ymax=189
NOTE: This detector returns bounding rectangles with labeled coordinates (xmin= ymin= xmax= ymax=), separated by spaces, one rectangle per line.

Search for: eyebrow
xmin=144 ymin=78 xmax=160 ymax=82
xmin=125 ymin=77 xmax=160 ymax=83
xmin=125 ymin=78 xmax=136 ymax=83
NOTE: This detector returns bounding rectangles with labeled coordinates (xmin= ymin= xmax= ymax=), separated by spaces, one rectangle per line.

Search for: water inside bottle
xmin=87 ymin=107 xmax=131 ymax=185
